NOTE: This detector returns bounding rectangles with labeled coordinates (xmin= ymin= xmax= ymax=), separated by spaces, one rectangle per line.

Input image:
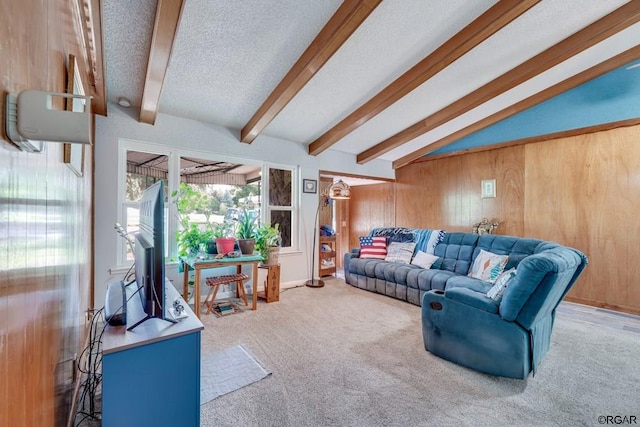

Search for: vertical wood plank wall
xmin=348 ymin=183 xmax=396 ymax=251
xmin=0 ymin=1 xmax=94 ymax=426
xmin=387 ymin=124 xmax=640 ymax=315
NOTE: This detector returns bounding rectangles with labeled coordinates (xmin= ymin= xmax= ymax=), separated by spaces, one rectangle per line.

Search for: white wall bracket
xmin=4 ymin=91 xmax=92 ymax=153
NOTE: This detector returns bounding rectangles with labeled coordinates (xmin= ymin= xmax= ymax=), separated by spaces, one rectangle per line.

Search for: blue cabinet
xmin=102 ymin=283 xmax=203 ymax=427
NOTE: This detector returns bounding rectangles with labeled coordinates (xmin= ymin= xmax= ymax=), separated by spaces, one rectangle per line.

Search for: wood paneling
xmin=348 ymin=183 xmax=396 ymax=251
xmin=524 ymin=125 xmax=640 ymax=314
xmin=0 ymin=1 xmax=94 ymax=426
xmin=396 ymin=146 xmax=525 ymax=236
xmin=390 ymin=124 xmax=640 ymax=315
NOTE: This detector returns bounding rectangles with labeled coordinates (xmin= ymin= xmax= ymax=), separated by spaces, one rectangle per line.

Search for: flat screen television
xmin=128 ymin=180 xmax=175 ymax=331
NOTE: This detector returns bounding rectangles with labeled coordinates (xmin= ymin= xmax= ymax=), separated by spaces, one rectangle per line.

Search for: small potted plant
xmin=255 ymin=222 xmax=281 ymax=265
xmin=236 ymin=209 xmax=257 ymax=254
xmin=212 ymin=221 xmax=236 ymax=255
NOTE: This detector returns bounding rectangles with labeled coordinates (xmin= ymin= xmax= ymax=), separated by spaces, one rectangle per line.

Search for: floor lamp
xmin=305 ymin=179 xmax=351 ymax=288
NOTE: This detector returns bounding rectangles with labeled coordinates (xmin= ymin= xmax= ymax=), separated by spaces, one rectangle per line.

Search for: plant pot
xmin=264 ymin=246 xmax=280 ymax=266
xmin=238 ymin=238 xmax=255 ymax=255
xmin=216 ymin=237 xmax=236 ymax=255
xmin=205 ymin=240 xmax=218 ymax=255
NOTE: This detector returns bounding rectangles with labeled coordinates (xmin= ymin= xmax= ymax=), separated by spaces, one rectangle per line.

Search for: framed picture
xmin=303 ymin=179 xmax=317 ymax=194
xmin=481 ymin=179 xmax=496 ymax=198
xmin=63 ymin=54 xmax=85 ymax=177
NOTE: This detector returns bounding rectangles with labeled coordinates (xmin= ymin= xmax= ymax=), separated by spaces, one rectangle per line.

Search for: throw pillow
xmin=486 ymin=268 xmax=517 ymax=302
xmin=359 ymin=236 xmax=387 ymax=259
xmin=385 ymin=242 xmax=416 ymax=264
xmin=468 ymin=249 xmax=509 ymax=283
xmin=411 ymin=251 xmax=439 ymax=269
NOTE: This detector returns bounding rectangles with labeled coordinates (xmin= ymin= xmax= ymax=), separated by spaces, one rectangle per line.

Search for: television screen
xmin=128 ymin=180 xmax=174 ymax=330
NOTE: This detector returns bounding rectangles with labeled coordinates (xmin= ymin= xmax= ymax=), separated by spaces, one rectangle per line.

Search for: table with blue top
xmin=180 ymin=254 xmax=264 ymax=318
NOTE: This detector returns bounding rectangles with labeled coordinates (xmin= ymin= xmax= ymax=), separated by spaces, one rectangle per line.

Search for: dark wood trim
xmin=307 ymin=0 xmax=540 ymax=156
xmin=393 ymin=45 xmax=640 ymax=169
xmin=411 ymin=118 xmax=640 ymax=163
xmin=359 ymin=1 xmax=640 ymax=164
xmin=139 ymin=0 xmax=185 ymax=125
xmin=240 ymin=0 xmax=382 ymax=143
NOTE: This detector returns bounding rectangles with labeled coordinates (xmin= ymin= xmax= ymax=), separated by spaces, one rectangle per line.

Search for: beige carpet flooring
xmin=199 ymin=277 xmax=640 ymax=427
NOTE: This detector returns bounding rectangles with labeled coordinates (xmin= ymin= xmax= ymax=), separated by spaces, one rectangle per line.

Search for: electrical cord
xmin=73 ymin=284 xmax=144 ymax=425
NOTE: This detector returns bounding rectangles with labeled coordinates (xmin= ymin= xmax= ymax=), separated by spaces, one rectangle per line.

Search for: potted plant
xmin=235 ymin=208 xmax=257 ymax=254
xmin=171 ymin=183 xmax=214 ymax=257
xmin=255 ymin=222 xmax=281 ymax=265
xmin=212 ymin=221 xmax=236 ymax=255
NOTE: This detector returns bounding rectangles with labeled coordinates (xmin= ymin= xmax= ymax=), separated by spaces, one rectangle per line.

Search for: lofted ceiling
xmin=101 ymin=0 xmax=640 ymax=170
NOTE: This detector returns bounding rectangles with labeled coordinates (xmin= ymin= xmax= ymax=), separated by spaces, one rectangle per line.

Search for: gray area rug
xmin=201 ymin=344 xmax=271 ymax=404
xmin=199 ymin=277 xmax=640 ymax=427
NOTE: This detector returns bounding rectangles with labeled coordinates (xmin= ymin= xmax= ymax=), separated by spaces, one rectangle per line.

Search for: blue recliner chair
xmin=422 ymin=245 xmax=588 ymax=379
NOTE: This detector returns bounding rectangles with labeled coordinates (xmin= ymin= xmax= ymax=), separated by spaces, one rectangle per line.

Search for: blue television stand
xmin=102 ymin=280 xmax=203 ymax=427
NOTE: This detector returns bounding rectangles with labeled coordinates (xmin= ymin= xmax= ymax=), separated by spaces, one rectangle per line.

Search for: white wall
xmin=94 ymin=103 xmax=394 ymax=307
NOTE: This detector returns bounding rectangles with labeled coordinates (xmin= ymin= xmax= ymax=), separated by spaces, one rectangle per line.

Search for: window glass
xmin=268 ymin=168 xmax=291 ymax=206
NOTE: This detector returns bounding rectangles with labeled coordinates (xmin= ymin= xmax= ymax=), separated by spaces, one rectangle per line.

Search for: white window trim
xmin=117 ymin=138 xmax=300 ymax=267
xmin=263 ymin=163 xmax=299 ymax=253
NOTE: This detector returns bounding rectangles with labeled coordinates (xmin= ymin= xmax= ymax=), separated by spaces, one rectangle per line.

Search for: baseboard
xmin=564 ymin=296 xmax=640 ymax=316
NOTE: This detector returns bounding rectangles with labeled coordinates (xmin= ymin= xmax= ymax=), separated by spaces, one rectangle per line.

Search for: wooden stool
xmin=204 ymin=273 xmax=249 ymax=314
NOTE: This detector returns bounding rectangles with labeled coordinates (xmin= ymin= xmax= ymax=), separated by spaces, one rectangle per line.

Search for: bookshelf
xmin=319 ymin=235 xmax=336 ymax=277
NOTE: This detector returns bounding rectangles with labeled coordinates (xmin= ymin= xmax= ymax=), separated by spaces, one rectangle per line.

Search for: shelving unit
xmin=319 ymin=235 xmax=336 ymax=277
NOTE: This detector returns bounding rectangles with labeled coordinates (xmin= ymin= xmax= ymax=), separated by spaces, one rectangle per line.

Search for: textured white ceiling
xmin=102 ymin=0 xmax=633 ymax=165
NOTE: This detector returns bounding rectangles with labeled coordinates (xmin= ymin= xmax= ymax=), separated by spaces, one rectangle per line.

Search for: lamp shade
xmin=328 ymin=179 xmax=351 ymax=199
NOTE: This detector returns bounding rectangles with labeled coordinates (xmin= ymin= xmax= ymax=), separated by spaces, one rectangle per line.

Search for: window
xmin=266 ymin=165 xmax=297 ymax=250
xmin=121 ymin=150 xmax=169 ymax=262
xmin=117 ymin=141 xmax=297 ymax=266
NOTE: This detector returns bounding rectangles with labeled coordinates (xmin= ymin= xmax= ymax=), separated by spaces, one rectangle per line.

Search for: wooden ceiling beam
xmin=307 ymin=0 xmax=540 ymax=156
xmin=358 ymin=1 xmax=640 ymax=164
xmin=139 ymin=0 xmax=185 ymax=125
xmin=392 ymin=45 xmax=640 ymax=170
xmin=240 ymin=0 xmax=382 ymax=144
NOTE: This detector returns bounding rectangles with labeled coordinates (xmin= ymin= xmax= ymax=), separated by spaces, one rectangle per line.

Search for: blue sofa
xmin=344 ymin=229 xmax=588 ymax=378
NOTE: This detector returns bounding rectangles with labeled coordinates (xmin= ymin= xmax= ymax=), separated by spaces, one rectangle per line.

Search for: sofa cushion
xmin=433 ymin=232 xmax=479 ymax=275
xmin=359 ymin=236 xmax=387 ymax=259
xmin=385 ymin=242 xmax=416 ymax=264
xmin=444 ymin=274 xmax=492 ymax=293
xmin=411 ymin=251 xmax=438 ymax=269
xmin=468 ymin=249 xmax=508 ymax=283
xmin=486 ymin=268 xmax=517 ymax=302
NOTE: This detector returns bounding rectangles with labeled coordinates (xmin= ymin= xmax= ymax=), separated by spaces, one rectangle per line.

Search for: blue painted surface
xmin=102 ymin=332 xmax=201 ymax=427
xmin=430 ymin=60 xmax=640 ymax=156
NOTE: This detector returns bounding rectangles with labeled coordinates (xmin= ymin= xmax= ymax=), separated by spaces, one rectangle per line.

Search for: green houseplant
xmin=255 ymin=222 xmax=281 ymax=265
xmin=236 ymin=209 xmax=257 ymax=254
xmin=171 ymin=183 xmax=216 ymax=256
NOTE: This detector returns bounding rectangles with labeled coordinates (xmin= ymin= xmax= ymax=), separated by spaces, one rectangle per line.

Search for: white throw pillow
xmin=468 ymin=249 xmax=509 ymax=283
xmin=486 ymin=268 xmax=517 ymax=302
xmin=411 ymin=251 xmax=438 ymax=269
xmin=385 ymin=242 xmax=416 ymax=264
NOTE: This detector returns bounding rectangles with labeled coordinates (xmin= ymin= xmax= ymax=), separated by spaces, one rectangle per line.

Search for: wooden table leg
xmin=194 ymin=266 xmax=201 ymax=318
xmin=252 ymin=262 xmax=258 ymax=310
xmin=182 ymin=261 xmax=189 ymax=302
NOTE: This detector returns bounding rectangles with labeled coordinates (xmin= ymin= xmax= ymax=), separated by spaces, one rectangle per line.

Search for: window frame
xmin=263 ymin=163 xmax=299 ymax=254
xmin=116 ymin=139 xmax=300 ymax=267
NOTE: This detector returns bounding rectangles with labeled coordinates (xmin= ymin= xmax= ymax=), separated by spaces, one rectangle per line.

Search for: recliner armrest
xmin=444 ymin=287 xmax=499 ymax=314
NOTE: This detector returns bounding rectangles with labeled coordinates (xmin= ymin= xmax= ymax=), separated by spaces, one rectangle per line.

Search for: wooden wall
xmin=348 ymin=125 xmax=640 ymax=314
xmin=390 ymin=124 xmax=640 ymax=315
xmin=0 ymin=1 xmax=94 ymax=426
xmin=348 ymin=183 xmax=396 ymax=251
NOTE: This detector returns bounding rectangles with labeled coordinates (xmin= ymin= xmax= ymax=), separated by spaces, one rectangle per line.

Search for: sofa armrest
xmin=343 ymin=250 xmax=360 ymax=284
xmin=444 ymin=287 xmax=499 ymax=314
